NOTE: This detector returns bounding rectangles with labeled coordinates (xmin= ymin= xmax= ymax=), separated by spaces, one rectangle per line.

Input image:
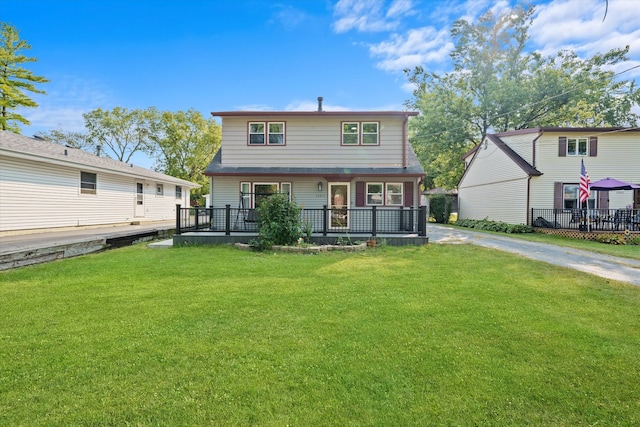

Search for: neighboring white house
xmin=0 ymin=130 xmax=199 ymax=234
xmin=458 ymin=127 xmax=640 ymax=225
xmin=204 ymin=102 xmax=425 ymax=233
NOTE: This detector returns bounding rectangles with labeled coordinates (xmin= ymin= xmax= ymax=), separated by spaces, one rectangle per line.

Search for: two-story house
xmin=458 ymin=127 xmax=640 ymax=226
xmin=203 ymin=101 xmax=425 ymax=235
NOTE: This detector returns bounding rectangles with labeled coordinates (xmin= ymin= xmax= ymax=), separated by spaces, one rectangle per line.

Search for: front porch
xmin=175 ymin=205 xmax=429 ymax=246
xmin=531 ymin=208 xmax=640 ymax=235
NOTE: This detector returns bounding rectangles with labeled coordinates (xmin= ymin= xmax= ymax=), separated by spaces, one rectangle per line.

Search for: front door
xmin=135 ymin=182 xmax=145 ymax=217
xmin=328 ymin=183 xmax=350 ymax=229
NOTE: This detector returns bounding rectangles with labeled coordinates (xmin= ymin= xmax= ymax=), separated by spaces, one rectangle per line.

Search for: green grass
xmin=1 ymin=244 xmax=640 ymax=425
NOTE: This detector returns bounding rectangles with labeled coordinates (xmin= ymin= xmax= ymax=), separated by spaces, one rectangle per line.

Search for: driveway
xmin=426 ymin=224 xmax=640 ymax=286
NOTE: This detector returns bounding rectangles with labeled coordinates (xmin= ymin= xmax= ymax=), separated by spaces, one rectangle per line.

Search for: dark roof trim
xmin=486 ymin=134 xmax=542 ymax=176
xmin=495 ymin=127 xmax=640 ymax=137
xmin=211 ymin=111 xmax=419 ymax=118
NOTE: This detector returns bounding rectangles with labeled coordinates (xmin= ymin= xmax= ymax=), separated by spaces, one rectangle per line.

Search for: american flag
xmin=579 ymin=159 xmax=590 ymax=203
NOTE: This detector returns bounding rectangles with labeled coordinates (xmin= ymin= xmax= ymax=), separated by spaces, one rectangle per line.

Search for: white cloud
xmin=530 ymin=0 xmax=640 ymax=64
xmin=369 ymin=27 xmax=453 ymax=71
xmin=285 ymin=100 xmax=351 ymax=111
xmin=19 ymin=75 xmax=114 ymax=136
xmin=332 ymin=0 xmax=414 ymax=33
xmin=269 ymin=4 xmax=307 ymax=30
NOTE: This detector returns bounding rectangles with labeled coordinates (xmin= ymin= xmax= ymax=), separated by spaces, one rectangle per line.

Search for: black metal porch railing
xmin=176 ymin=204 xmax=427 ymax=236
xmin=531 ymin=208 xmax=640 ymax=231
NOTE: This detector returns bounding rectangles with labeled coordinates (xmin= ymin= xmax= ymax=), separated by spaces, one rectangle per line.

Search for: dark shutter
xmin=589 ymin=136 xmax=598 ymax=157
xmin=404 ymin=182 xmax=414 ymax=207
xmin=356 ymin=182 xmax=365 ymax=207
xmin=558 ymin=137 xmax=567 ymax=157
xmin=598 ymin=190 xmax=609 ymax=210
xmin=554 ymin=182 xmax=563 ymax=209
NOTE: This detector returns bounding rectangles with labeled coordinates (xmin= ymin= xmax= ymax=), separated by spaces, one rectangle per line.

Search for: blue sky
xmin=4 ymin=0 xmax=640 ymax=166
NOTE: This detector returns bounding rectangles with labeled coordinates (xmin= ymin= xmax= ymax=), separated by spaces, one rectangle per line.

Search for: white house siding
xmin=499 ymin=131 xmax=538 ymax=165
xmin=219 ymin=115 xmax=406 ymax=168
xmin=458 ymin=137 xmax=530 ymax=224
xmin=0 ymin=156 xmax=190 ymax=232
xmin=528 ymin=131 xmax=640 ymax=210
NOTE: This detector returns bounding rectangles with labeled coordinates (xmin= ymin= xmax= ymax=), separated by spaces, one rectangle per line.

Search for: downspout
xmin=527 ymin=129 xmax=544 ymax=225
xmin=403 ymin=113 xmax=409 ymax=169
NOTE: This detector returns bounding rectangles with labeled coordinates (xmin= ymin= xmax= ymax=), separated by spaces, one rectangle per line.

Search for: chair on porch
xmin=569 ymin=209 xmax=583 ymax=229
xmin=610 ymin=209 xmax=632 ymax=231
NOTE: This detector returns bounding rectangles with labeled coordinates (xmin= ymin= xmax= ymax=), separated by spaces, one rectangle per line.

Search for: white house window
xmin=156 ymin=184 xmax=164 ymax=196
xmin=268 ymin=122 xmax=285 ymax=145
xmin=362 ymin=122 xmax=379 ymax=145
xmin=248 ymin=122 xmax=285 ymax=145
xmin=240 ymin=182 xmax=292 ymax=208
xmin=366 ymin=183 xmax=383 ymax=205
xmin=342 ymin=121 xmax=380 ymax=145
xmin=80 ymin=171 xmax=97 ymax=194
xmin=175 ymin=185 xmax=182 ymax=199
xmin=563 ymin=184 xmax=595 ymax=209
xmin=342 ymin=122 xmax=359 ymax=145
xmin=567 ymin=138 xmax=588 ymax=156
xmin=386 ymin=183 xmax=403 ymax=205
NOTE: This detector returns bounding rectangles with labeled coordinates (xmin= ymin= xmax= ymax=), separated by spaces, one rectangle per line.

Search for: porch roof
xmin=204 ymin=148 xmax=426 ymax=178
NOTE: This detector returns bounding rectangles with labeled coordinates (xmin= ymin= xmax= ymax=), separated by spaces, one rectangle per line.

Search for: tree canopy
xmin=405 ymin=4 xmax=640 ymax=189
xmin=0 ymin=22 xmax=49 ymax=133
xmin=40 ymin=107 xmax=221 ymax=205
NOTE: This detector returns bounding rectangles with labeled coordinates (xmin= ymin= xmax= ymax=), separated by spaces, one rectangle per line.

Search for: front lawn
xmin=1 ymin=244 xmax=639 ymax=425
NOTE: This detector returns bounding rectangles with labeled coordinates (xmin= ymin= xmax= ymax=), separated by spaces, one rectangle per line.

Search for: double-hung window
xmin=341 ymin=121 xmax=379 ymax=145
xmin=364 ymin=182 xmax=403 ymax=206
xmin=567 ymin=138 xmax=588 ymax=156
xmin=366 ymin=183 xmax=383 ymax=205
xmin=385 ymin=183 xmax=403 ymax=205
xmin=248 ymin=122 xmax=285 ymax=145
xmin=80 ymin=171 xmax=97 ymax=194
xmin=563 ymin=184 xmax=595 ymax=209
xmin=175 ymin=186 xmax=182 ymax=199
xmin=156 ymin=184 xmax=164 ymax=196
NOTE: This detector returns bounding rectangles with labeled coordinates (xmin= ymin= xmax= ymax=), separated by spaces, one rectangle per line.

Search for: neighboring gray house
xmin=0 ymin=130 xmax=198 ymax=234
xmin=204 ymin=104 xmax=425 ymax=232
xmin=458 ymin=128 xmax=640 ymax=225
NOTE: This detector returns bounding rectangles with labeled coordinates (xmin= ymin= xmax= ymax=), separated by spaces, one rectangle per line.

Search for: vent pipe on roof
xmin=64 ymin=149 xmax=68 ymax=156
xmin=96 ymin=145 xmax=102 ymax=157
xmin=317 ymin=96 xmax=323 ymax=112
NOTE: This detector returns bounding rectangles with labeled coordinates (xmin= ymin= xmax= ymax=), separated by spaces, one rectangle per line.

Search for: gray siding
xmin=220 ymin=115 xmax=406 ymax=168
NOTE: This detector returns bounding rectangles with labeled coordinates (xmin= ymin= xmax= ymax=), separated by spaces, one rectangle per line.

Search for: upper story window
xmin=342 ymin=121 xmax=379 ymax=146
xmin=175 ymin=185 xmax=182 ymax=199
xmin=156 ymin=184 xmax=164 ymax=196
xmin=559 ymin=136 xmax=597 ymax=157
xmin=80 ymin=171 xmax=97 ymax=195
xmin=567 ymin=137 xmax=587 ymax=156
xmin=248 ymin=122 xmax=285 ymax=145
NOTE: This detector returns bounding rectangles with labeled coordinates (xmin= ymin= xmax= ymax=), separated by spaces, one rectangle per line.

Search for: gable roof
xmin=458 ymin=133 xmax=542 ymax=187
xmin=0 ymin=131 xmax=199 ymax=188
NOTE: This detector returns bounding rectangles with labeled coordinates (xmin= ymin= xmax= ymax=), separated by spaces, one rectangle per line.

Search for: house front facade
xmin=458 ymin=128 xmax=640 ymax=225
xmin=0 ymin=130 xmax=198 ymax=234
xmin=204 ymin=105 xmax=425 ymax=234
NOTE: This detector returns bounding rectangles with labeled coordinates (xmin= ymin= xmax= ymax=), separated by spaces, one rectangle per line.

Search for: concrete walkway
xmin=426 ymin=224 xmax=640 ymax=286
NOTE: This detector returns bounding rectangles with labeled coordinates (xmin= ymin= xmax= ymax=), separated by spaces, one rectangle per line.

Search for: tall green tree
xmin=83 ymin=107 xmax=156 ymax=162
xmin=0 ymin=22 xmax=49 ymax=133
xmin=405 ymin=5 xmax=640 ymax=189
xmin=147 ymin=108 xmax=221 ymax=204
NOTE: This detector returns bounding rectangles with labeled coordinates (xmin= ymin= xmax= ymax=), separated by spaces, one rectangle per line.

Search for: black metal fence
xmin=176 ymin=204 xmax=427 ymax=236
xmin=531 ymin=208 xmax=640 ymax=231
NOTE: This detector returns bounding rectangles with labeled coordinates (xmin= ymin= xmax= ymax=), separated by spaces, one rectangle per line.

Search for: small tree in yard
xmin=256 ymin=193 xmax=302 ymax=248
xmin=429 ymin=194 xmax=452 ymax=224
